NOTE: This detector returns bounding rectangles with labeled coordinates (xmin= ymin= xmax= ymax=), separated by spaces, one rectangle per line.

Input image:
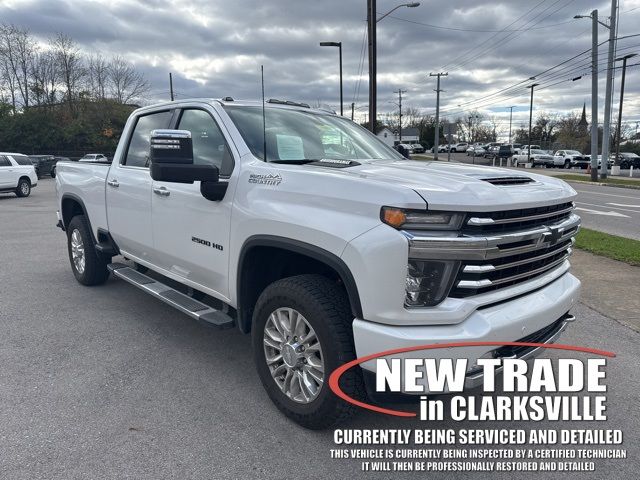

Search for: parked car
xmin=553 ymin=150 xmax=588 ymax=169
xmin=410 ymin=143 xmax=425 ymax=154
xmin=466 ymin=144 xmax=485 ymax=156
xmin=484 ymin=144 xmax=500 ymax=158
xmin=513 ymin=149 xmax=554 ymax=167
xmin=51 ymin=157 xmax=71 ymax=178
xmin=495 ymin=145 xmax=514 ymax=161
xmin=28 ymin=154 xmax=57 ymax=178
xmin=517 ymin=145 xmax=541 ymax=156
xmin=430 ymin=144 xmax=449 ymax=153
xmin=54 ymin=97 xmax=580 ymax=428
xmin=615 ymin=152 xmax=640 ymax=169
xmin=0 ymin=152 xmax=38 ymax=197
xmin=395 ymin=143 xmax=414 ymax=155
xmin=451 ymin=142 xmax=469 ymax=153
xmin=505 ymin=143 xmax=523 ymax=154
xmin=79 ymin=154 xmax=109 ymax=163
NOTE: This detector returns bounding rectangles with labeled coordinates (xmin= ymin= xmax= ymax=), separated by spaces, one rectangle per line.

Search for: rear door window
xmin=0 ymin=156 xmax=11 ymax=167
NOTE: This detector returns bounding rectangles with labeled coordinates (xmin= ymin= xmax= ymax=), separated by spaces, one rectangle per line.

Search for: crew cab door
xmin=0 ymin=156 xmax=13 ymax=188
xmin=106 ymin=110 xmax=172 ymax=261
xmin=150 ymin=106 xmax=235 ymax=299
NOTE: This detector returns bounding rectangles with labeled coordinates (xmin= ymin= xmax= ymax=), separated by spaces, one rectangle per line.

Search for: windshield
xmin=531 ymin=149 xmax=546 ymax=155
xmin=224 ymin=106 xmax=404 ymax=163
xmin=566 ymin=150 xmax=581 ymax=155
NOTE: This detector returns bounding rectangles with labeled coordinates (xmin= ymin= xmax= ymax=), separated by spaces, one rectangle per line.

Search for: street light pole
xmin=527 ymin=83 xmax=540 ymax=164
xmin=590 ymin=10 xmax=599 ymax=181
xmin=367 ymin=2 xmax=420 ymax=133
xmin=319 ymin=41 xmax=343 ymax=116
xmin=614 ymin=53 xmax=637 ymax=164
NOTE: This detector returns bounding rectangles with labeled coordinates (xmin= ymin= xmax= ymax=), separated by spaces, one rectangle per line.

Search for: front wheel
xmin=67 ymin=215 xmax=111 ymax=285
xmin=252 ymin=274 xmax=365 ymax=429
xmin=50 ymin=166 xmax=56 ymax=178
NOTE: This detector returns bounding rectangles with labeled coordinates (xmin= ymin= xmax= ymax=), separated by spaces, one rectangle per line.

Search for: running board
xmin=107 ymin=263 xmax=235 ymax=329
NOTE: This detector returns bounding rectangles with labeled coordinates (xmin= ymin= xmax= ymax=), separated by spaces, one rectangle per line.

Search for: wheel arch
xmin=236 ymin=235 xmax=363 ymax=334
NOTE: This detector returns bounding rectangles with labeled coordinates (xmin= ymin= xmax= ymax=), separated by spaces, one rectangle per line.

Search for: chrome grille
xmin=465 ymin=202 xmax=574 ymax=235
xmin=405 ymin=202 xmax=580 ymax=302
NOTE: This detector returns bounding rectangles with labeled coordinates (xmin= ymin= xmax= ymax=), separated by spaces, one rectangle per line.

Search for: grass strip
xmin=574 ymin=228 xmax=640 ymax=266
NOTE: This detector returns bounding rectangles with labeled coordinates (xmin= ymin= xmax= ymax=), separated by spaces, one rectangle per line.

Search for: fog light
xmin=405 ymin=259 xmax=460 ymax=307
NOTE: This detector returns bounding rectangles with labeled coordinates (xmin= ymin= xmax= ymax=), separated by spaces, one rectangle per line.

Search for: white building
xmin=376 ymin=126 xmax=420 ymax=146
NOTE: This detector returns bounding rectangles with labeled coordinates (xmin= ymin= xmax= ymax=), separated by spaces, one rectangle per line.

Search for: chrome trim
xmin=406 ymin=213 xmax=580 ymax=261
xmin=457 ymin=257 xmax=570 ymax=289
xmin=467 ymin=204 xmax=574 ymax=226
xmin=462 ymin=240 xmax=572 ymax=273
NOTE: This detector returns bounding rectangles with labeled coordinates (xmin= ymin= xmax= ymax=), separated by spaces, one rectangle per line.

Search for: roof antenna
xmin=261 ymin=65 xmax=267 ymax=162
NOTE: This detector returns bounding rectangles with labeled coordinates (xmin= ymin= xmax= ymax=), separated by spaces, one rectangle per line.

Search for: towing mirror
xmin=149 ymin=129 xmax=219 ymax=184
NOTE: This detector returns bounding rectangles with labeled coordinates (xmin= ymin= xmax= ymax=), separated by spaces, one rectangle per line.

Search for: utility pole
xmin=169 ymin=72 xmax=174 ymax=101
xmin=614 ymin=54 xmax=637 ymax=163
xmin=601 ymin=0 xmax=618 ymax=179
xmin=351 ymin=102 xmax=355 ymax=121
xmin=394 ymin=89 xmax=407 ymax=142
xmin=590 ymin=10 xmax=599 ymax=181
xmin=367 ymin=0 xmax=377 ymax=133
xmin=508 ymin=106 xmax=515 ymax=144
xmin=527 ymin=83 xmax=540 ymax=164
xmin=430 ymin=72 xmax=447 ymax=160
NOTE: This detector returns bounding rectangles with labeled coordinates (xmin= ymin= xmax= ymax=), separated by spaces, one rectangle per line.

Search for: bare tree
xmin=30 ymin=49 xmax=59 ymax=105
xmin=87 ymin=53 xmax=109 ymax=99
xmin=108 ymin=55 xmax=149 ymax=104
xmin=52 ymin=33 xmax=85 ymax=114
xmin=0 ymin=24 xmax=34 ymax=111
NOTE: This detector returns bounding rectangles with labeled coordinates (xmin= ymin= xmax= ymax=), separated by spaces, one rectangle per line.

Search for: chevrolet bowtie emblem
xmin=543 ymin=225 xmax=564 ymax=245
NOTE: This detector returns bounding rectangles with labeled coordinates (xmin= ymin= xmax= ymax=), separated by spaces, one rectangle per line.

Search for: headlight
xmin=405 ymin=259 xmax=460 ymax=307
xmin=381 ymin=207 xmax=465 ymax=230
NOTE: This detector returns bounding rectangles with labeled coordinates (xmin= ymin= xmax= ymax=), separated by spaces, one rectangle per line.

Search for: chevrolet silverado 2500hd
xmin=55 ymin=98 xmax=581 ymax=429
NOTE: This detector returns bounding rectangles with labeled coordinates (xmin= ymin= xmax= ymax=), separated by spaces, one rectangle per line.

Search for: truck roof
xmin=133 ymin=98 xmax=336 ymax=116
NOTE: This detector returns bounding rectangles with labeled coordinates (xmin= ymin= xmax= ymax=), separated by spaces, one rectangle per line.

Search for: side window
xmin=124 ymin=111 xmax=171 ymax=167
xmin=0 ymin=156 xmax=11 ymax=167
xmin=177 ymin=109 xmax=234 ymax=176
xmin=13 ymin=155 xmax=32 ymax=165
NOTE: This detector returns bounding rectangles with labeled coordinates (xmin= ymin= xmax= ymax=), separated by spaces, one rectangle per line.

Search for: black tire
xmin=50 ymin=166 xmax=56 ymax=178
xmin=252 ymin=274 xmax=365 ymax=429
xmin=564 ymin=160 xmax=571 ymax=169
xmin=15 ymin=178 xmax=31 ymax=197
xmin=67 ymin=215 xmax=111 ymax=286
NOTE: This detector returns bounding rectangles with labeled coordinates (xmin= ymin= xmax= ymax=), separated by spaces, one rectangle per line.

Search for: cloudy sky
xmin=2 ymin=0 xmax=639 ymax=137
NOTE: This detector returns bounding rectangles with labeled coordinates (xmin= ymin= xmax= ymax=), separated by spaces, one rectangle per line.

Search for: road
xmin=417 ymin=152 xmax=640 ymax=240
xmin=570 ymin=182 xmax=640 ymax=240
xmin=1 ymin=179 xmax=639 ymax=480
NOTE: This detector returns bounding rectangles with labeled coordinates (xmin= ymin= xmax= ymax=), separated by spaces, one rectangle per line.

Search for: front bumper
xmin=353 ymin=271 xmax=580 ymax=392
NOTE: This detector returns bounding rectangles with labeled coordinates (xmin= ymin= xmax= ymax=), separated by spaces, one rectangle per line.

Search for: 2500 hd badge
xmin=192 ymin=236 xmax=224 ymax=251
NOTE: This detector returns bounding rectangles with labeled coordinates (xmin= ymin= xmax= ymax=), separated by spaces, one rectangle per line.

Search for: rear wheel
xmin=15 ymin=178 xmax=31 ymax=197
xmin=67 ymin=215 xmax=111 ymax=285
xmin=50 ymin=166 xmax=56 ymax=178
xmin=252 ymin=274 xmax=364 ymax=429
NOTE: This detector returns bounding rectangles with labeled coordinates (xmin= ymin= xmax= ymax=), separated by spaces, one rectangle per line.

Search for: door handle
xmin=107 ymin=179 xmax=119 ymax=187
xmin=153 ymin=187 xmax=170 ymax=197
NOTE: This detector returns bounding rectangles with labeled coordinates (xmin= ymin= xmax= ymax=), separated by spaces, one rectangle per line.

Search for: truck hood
xmin=333 ymin=159 xmax=577 ymax=212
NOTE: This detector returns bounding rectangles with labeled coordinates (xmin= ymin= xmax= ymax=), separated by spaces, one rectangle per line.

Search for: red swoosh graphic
xmin=328 ymin=341 xmax=616 ymax=418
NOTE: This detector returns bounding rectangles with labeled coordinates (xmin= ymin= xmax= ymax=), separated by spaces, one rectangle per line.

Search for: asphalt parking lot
xmin=1 ymin=179 xmax=639 ymax=479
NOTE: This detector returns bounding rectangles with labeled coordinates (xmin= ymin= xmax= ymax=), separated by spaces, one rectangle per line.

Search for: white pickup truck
xmin=55 ymin=98 xmax=581 ymax=428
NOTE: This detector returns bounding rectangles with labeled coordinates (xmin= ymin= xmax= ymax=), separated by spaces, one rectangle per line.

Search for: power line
xmin=383 ymin=15 xmax=577 ymax=33
xmin=440 ymin=0 xmax=549 ymax=71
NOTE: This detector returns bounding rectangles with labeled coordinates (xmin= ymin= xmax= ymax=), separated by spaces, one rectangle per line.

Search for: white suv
xmin=0 ymin=153 xmax=38 ymax=197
